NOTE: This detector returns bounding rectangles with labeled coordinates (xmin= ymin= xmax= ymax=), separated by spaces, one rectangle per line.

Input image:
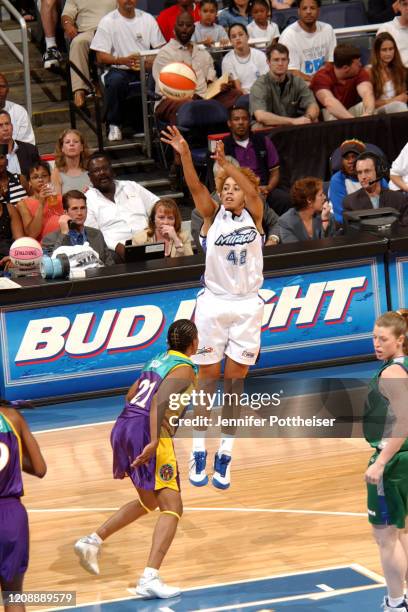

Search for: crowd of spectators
xmin=1 ymin=0 xmax=408 ymax=273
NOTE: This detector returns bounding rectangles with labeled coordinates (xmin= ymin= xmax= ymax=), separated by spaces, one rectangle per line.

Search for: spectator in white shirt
xmin=222 ymin=23 xmax=269 ymax=93
xmin=247 ymin=0 xmax=280 ymax=43
xmin=90 ymin=0 xmax=165 ymax=142
xmin=390 ymin=141 xmax=408 ymax=192
xmin=0 ymin=73 xmax=35 ymax=145
xmin=368 ymin=32 xmax=407 ymax=114
xmin=85 ymin=153 xmax=159 ymax=260
xmin=279 ymin=0 xmax=336 ymax=83
xmin=377 ymin=0 xmax=408 ymax=67
xmin=61 ymin=0 xmax=116 ymax=108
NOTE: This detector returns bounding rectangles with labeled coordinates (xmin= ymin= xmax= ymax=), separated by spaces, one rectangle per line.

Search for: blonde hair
xmin=215 ymin=166 xmax=260 ymax=196
xmin=55 ymin=129 xmax=90 ymax=171
xmin=375 ymin=309 xmax=408 ymax=355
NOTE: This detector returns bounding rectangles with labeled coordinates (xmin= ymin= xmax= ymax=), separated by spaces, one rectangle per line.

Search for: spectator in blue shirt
xmin=218 ymin=0 xmax=253 ymax=29
xmin=329 ymin=139 xmax=389 ymax=224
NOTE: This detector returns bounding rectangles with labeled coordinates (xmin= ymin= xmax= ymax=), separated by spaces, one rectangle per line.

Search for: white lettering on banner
xmin=269 ymin=282 xmax=327 ymax=328
xmin=173 ymin=299 xmax=196 ymax=321
xmin=108 ymin=306 xmax=164 ymax=351
xmin=324 ymin=278 xmax=367 ymax=320
xmin=15 ymin=306 xmax=164 ymax=364
xmin=65 ymin=310 xmax=117 ymax=356
xmin=15 ymin=316 xmax=71 ymax=363
xmin=13 ymin=276 xmax=368 ymax=365
xmin=260 ymin=277 xmax=367 ymax=330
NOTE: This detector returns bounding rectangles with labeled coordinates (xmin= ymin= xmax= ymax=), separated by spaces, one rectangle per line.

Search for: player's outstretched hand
xmin=131 ymin=441 xmax=159 ymax=468
xmin=161 ymin=126 xmax=190 ymax=156
xmin=212 ymin=140 xmax=227 ymax=167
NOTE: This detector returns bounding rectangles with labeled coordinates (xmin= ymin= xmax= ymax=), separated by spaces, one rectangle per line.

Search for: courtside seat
xmin=176 ymin=100 xmax=229 ymax=168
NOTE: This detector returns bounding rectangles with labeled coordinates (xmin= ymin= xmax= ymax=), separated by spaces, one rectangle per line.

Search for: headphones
xmin=355 ymin=151 xmax=389 ymax=180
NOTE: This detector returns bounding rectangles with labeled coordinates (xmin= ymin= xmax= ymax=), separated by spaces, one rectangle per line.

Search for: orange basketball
xmin=158 ymin=62 xmax=197 ymax=100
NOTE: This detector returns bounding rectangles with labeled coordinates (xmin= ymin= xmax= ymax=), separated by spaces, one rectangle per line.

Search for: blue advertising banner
xmin=0 ymin=256 xmax=387 ymax=400
xmin=388 ymin=252 xmax=408 ymax=311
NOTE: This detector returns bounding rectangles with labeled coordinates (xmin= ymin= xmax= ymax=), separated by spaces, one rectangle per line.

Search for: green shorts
xmin=367 ymin=450 xmax=408 ymax=529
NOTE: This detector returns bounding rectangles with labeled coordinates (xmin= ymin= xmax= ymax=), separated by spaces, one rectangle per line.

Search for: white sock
xmin=219 ymin=435 xmax=234 ymax=455
xmin=192 ymin=429 xmax=206 ymax=452
xmin=45 ymin=37 xmax=57 ymax=49
xmin=388 ymin=595 xmax=404 ymax=607
xmin=143 ymin=566 xmax=159 ymax=580
xmin=90 ymin=532 xmax=103 ymax=545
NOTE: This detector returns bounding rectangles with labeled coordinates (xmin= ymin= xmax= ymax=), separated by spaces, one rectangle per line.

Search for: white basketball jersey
xmin=201 ymin=205 xmax=263 ymax=297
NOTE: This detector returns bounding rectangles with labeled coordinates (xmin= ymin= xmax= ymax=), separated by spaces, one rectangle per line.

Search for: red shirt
xmin=156 ymin=4 xmax=201 ymax=42
xmin=23 ymin=195 xmax=64 ymax=241
xmin=310 ymin=63 xmax=370 ymax=110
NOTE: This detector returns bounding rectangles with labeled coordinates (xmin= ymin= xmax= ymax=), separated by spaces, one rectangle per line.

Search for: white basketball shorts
xmin=192 ymin=289 xmax=264 ymax=366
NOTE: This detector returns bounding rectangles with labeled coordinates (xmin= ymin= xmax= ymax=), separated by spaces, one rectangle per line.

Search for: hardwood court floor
xmin=23 ymin=424 xmax=380 ymax=609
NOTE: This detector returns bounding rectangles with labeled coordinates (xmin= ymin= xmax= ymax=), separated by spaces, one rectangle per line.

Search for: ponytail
xmin=375 ymin=309 xmax=408 ymax=355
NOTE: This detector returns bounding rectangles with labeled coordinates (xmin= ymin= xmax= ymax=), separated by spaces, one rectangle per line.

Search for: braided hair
xmin=167 ymin=319 xmax=197 ymax=353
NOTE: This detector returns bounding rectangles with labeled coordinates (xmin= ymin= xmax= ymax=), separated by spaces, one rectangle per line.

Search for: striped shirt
xmin=0 ymin=172 xmax=27 ymax=206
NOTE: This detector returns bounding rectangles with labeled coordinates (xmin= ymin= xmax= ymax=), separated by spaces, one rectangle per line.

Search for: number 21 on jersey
xmin=130 ymin=379 xmax=157 ymax=409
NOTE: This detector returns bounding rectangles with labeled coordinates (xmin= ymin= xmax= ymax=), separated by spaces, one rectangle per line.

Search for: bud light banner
xmin=388 ymin=252 xmax=408 ymax=312
xmin=0 ymin=256 xmax=387 ymax=400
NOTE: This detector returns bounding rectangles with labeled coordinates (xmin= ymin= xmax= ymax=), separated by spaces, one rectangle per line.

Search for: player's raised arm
xmin=213 ymin=141 xmax=264 ymax=232
xmin=161 ymin=126 xmax=218 ymax=220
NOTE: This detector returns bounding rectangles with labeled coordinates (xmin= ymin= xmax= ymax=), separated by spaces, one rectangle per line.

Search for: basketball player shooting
xmin=161 ymin=126 xmax=265 ymax=490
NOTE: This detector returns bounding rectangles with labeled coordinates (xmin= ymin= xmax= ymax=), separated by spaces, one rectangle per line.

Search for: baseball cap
xmin=340 ymin=139 xmax=366 ymax=157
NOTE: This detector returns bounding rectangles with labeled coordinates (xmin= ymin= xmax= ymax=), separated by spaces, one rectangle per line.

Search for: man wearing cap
xmin=329 ymin=140 xmax=388 ymax=223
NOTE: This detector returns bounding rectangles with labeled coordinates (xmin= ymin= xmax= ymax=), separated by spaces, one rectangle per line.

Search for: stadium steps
xmin=2 ymin=31 xmax=190 ymax=213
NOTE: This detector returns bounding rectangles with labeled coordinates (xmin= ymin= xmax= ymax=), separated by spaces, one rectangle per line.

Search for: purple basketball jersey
xmin=0 ymin=413 xmax=23 ymax=498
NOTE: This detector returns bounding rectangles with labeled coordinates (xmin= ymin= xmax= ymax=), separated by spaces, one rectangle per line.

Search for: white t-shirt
xmin=279 ymin=21 xmax=336 ymax=76
xmin=377 ymin=17 xmax=408 ymax=67
xmin=90 ymin=9 xmax=165 ymax=69
xmin=221 ymin=48 xmax=268 ymax=92
xmin=85 ymin=180 xmax=159 ymax=250
xmin=247 ymin=21 xmax=280 ymax=44
xmin=4 ymin=100 xmax=35 ymax=145
xmin=191 ymin=22 xmax=228 ymax=43
xmin=390 ymin=142 xmax=408 ymax=191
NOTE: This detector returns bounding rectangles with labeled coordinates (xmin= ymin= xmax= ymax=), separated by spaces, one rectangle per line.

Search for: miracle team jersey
xmin=201 ymin=205 xmax=264 ymax=298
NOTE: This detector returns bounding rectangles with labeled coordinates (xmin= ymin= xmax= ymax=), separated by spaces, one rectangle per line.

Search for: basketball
xmin=158 ymin=62 xmax=197 ymax=100
xmin=9 ymin=237 xmax=43 ymax=270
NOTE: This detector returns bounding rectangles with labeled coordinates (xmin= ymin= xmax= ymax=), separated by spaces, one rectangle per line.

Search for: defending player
xmin=74 ymin=319 xmax=198 ymax=600
xmin=0 ymin=400 xmax=46 ymax=612
xmin=364 ymin=310 xmax=408 ymax=611
xmin=161 ymin=126 xmax=264 ymax=490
